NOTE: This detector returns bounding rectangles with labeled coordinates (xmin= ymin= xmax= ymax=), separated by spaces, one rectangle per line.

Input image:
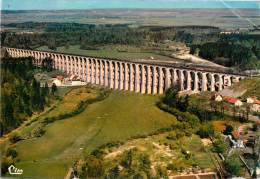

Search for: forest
xmin=190 ymin=35 xmax=260 ymax=70
xmin=1 ymin=22 xmax=260 ymax=70
xmin=0 ymin=57 xmax=51 ymax=136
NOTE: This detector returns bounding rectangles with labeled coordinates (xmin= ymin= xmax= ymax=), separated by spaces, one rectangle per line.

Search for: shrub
xmin=32 ymin=127 xmax=46 ymax=137
xmin=81 ymin=156 xmax=104 ymax=178
xmin=213 ymin=138 xmax=229 ymax=154
xmin=91 ymin=149 xmax=105 ymax=158
xmin=197 ymin=123 xmax=215 ymax=138
xmin=224 ymin=156 xmax=241 ymax=176
xmin=1 ymin=157 xmax=14 ymax=175
xmin=223 ymin=124 xmax=233 ymax=135
xmin=252 ymin=123 xmax=258 ymax=131
xmin=166 ymin=132 xmax=177 ymax=140
xmin=9 ymin=133 xmax=22 ymax=143
xmin=167 ymin=163 xmax=178 ymax=171
xmin=6 ymin=148 xmax=18 ymax=158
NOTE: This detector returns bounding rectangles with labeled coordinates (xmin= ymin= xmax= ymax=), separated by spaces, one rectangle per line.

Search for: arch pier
xmin=5 ymin=47 xmax=244 ymax=94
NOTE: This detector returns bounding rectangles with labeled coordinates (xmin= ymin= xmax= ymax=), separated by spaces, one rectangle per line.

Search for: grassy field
xmin=6 ymin=89 xmax=176 ymax=178
xmin=233 ymin=77 xmax=260 ymax=99
xmin=36 ymin=45 xmax=176 ymax=61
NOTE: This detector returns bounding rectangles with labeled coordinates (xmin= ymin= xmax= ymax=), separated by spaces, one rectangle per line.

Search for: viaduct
xmin=5 ymin=47 xmax=245 ymax=94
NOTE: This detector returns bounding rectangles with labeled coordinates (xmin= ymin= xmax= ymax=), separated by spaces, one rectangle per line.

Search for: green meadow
xmin=36 ymin=45 xmax=175 ymax=61
xmin=8 ymin=88 xmax=176 ymax=178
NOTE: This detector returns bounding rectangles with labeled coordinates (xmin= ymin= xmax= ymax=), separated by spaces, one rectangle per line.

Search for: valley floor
xmin=2 ymin=87 xmax=176 ymax=178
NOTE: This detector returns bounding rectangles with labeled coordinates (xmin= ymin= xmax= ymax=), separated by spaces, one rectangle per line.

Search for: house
xmin=69 ymin=74 xmax=80 ymax=81
xmin=52 ymin=78 xmax=63 ymax=86
xmin=247 ymin=96 xmax=260 ymax=112
xmin=224 ymin=96 xmax=243 ymax=107
xmin=71 ymin=80 xmax=84 ymax=86
xmin=56 ymin=75 xmax=64 ymax=82
xmin=231 ymin=130 xmax=240 ymax=140
xmin=246 ymin=97 xmax=255 ymax=104
xmin=51 ymin=75 xmax=65 ymax=87
xmin=211 ymin=93 xmax=223 ymax=102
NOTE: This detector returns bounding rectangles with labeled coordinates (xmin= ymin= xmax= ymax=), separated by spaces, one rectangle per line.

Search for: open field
xmin=36 ymin=45 xmax=228 ymax=72
xmin=3 ymin=88 xmax=177 ymax=178
xmin=232 ymin=77 xmax=260 ymax=99
xmin=1 ymin=9 xmax=260 ymax=29
xmin=36 ymin=45 xmax=178 ymax=62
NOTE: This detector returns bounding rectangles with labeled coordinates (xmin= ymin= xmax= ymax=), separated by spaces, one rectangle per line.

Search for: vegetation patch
xmin=2 ymin=90 xmax=176 ymax=178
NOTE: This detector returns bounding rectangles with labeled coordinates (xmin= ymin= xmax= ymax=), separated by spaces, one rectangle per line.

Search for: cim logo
xmin=8 ymin=165 xmax=23 ymax=175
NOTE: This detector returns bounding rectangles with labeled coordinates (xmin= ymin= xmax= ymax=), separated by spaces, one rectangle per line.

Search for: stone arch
xmin=95 ymin=59 xmax=100 ymax=85
xmin=91 ymin=59 xmax=96 ymax=84
xmin=124 ymin=63 xmax=130 ymax=90
xmin=162 ymin=68 xmax=167 ymax=93
xmin=99 ymin=60 xmax=104 ymax=86
xmin=197 ymin=72 xmax=204 ymax=91
xmin=214 ymin=74 xmax=221 ymax=91
xmin=109 ymin=61 xmax=115 ymax=88
xmin=176 ymin=69 xmax=183 ymax=91
xmin=135 ymin=64 xmax=142 ymax=92
xmin=152 ymin=66 xmax=159 ymax=94
xmin=103 ymin=60 xmax=109 ymax=87
xmin=183 ymin=70 xmax=189 ymax=90
xmin=169 ymin=68 xmax=175 ymax=87
xmin=223 ymin=75 xmax=231 ymax=88
xmin=129 ymin=63 xmax=134 ymax=91
xmin=206 ymin=73 xmax=212 ymax=91
xmin=114 ymin=61 xmax=120 ymax=89
xmin=190 ymin=71 xmax=196 ymax=91
xmin=140 ymin=65 xmax=146 ymax=93
xmin=145 ymin=66 xmax=152 ymax=94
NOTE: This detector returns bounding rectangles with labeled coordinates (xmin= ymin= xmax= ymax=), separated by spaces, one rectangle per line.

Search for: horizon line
xmin=1 ymin=7 xmax=260 ymax=11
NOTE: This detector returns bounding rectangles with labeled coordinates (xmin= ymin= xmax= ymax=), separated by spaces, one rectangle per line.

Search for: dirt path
xmin=0 ymin=101 xmax=59 ymax=143
xmin=220 ymin=88 xmax=247 ymax=98
xmin=104 ymin=145 xmax=136 ymax=159
xmin=64 ymin=167 xmax=73 ymax=179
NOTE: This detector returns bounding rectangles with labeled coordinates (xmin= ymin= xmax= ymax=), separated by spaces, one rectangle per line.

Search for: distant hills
xmin=1 ymin=9 xmax=259 ymax=29
xmin=1 ymin=0 xmax=260 ymax=10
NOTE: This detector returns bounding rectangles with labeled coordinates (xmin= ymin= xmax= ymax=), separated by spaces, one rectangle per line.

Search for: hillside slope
xmin=5 ymin=89 xmax=176 ymax=178
xmin=220 ymin=77 xmax=260 ymax=98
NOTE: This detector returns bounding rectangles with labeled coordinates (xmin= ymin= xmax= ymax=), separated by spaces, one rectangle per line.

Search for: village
xmin=210 ymin=93 xmax=260 ymax=178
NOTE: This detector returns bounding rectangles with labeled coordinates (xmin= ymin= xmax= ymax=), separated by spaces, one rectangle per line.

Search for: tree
xmin=42 ymin=82 xmax=49 ymax=96
xmin=41 ymin=57 xmax=53 ymax=72
xmin=1 ymin=57 xmax=49 ymax=135
xmin=65 ymin=43 xmax=70 ymax=50
xmin=139 ymin=154 xmax=151 ymax=172
xmin=163 ymin=87 xmax=179 ymax=107
xmin=224 ymin=156 xmax=241 ymax=176
xmin=82 ymin=156 xmax=104 ymax=178
xmin=121 ymin=149 xmax=133 ymax=169
xmin=162 ymin=87 xmax=190 ymax=112
xmin=197 ymin=123 xmax=215 ymax=138
xmin=213 ymin=138 xmax=229 ymax=154
xmin=223 ymin=124 xmax=233 ymax=135
xmin=252 ymin=123 xmax=258 ymax=131
xmin=107 ymin=166 xmax=120 ymax=179
xmin=31 ymin=78 xmax=42 ymax=110
xmin=51 ymin=83 xmax=57 ymax=95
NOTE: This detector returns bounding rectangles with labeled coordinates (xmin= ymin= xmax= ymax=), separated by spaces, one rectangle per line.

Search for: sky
xmin=1 ymin=0 xmax=259 ymax=10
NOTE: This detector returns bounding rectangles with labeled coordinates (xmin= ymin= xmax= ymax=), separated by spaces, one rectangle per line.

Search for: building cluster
xmin=51 ymin=74 xmax=87 ymax=87
xmin=212 ymin=94 xmax=260 ymax=112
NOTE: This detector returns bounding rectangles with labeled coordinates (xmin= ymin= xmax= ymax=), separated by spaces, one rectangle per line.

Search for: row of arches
xmin=5 ymin=47 xmax=244 ymax=94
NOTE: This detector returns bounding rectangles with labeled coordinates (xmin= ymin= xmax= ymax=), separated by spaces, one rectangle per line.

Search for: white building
xmin=52 ymin=78 xmax=63 ymax=86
